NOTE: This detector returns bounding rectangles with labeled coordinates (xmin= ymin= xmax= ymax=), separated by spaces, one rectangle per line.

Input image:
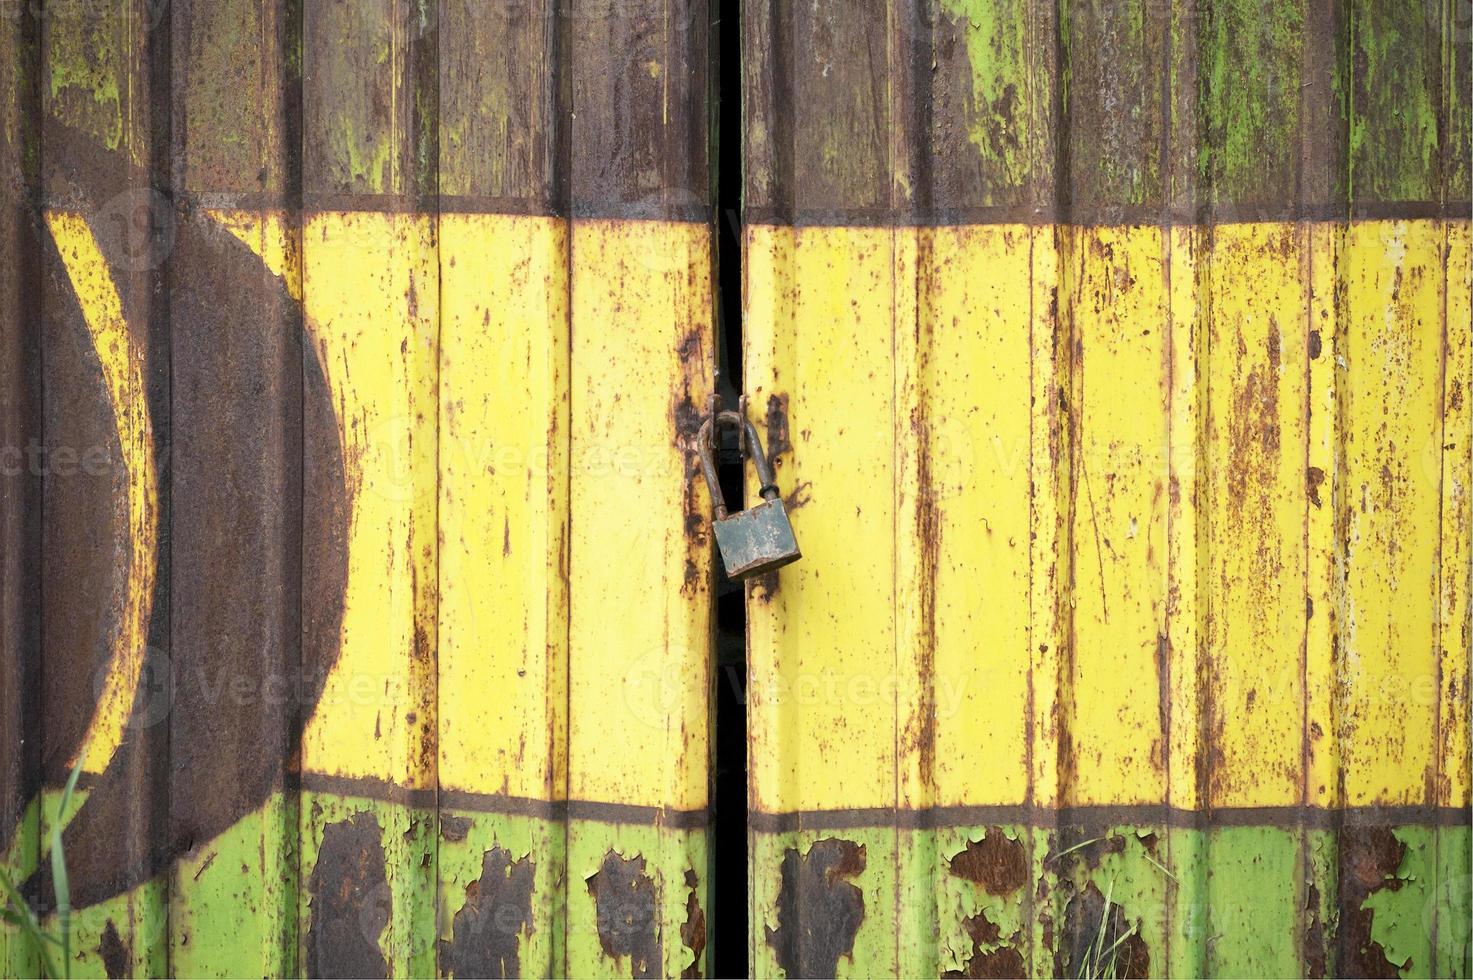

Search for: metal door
xmin=742 ymin=0 xmax=1471 ymax=976
xmin=1 ymin=0 xmax=1470 ymax=978
xmin=2 ymin=0 xmax=714 ymax=975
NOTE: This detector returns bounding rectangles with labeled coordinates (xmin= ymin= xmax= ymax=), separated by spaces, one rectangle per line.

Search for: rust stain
xmin=586 ymin=851 xmax=662 ymax=980
xmin=1338 ymin=826 xmax=1411 ymax=978
xmin=766 ymin=838 xmax=866 ymax=979
xmin=1226 ymin=323 xmax=1283 ymax=521
xmin=911 ymin=401 xmax=941 ymax=789
xmin=440 ymin=814 xmax=472 ymax=843
xmin=677 ymin=328 xmax=703 ymax=365
xmin=305 ymin=812 xmax=389 ymax=979
xmin=764 ymin=393 xmax=793 ymax=461
xmin=1303 ymin=881 xmax=1327 ymax=979
xmin=99 ymin=918 xmax=128 ymax=979
xmin=1307 ymin=465 xmax=1327 ymax=508
xmin=673 ymin=390 xmax=709 ymax=567
xmin=751 ymin=569 xmax=781 ymax=603
xmin=671 ymin=390 xmax=705 ymax=450
xmin=441 ymin=847 xmax=536 ymax=979
xmin=782 ymin=479 xmax=813 ymax=512
xmin=948 ymin=830 xmax=1028 ymax=896
xmin=680 ymin=868 xmax=707 ymax=979
xmin=943 ymin=909 xmax=1025 ymax=979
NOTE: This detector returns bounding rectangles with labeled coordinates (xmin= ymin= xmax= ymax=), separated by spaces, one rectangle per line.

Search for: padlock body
xmin=712 ymin=497 xmax=801 ymax=580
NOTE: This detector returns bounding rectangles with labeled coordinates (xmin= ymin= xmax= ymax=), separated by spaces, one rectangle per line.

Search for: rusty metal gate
xmin=0 ymin=0 xmax=1469 ymax=977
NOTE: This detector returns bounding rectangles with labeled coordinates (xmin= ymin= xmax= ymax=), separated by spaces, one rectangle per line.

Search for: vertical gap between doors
xmin=711 ymin=0 xmax=748 ymax=970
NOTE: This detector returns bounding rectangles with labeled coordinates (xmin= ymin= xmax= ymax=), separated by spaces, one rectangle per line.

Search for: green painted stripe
xmin=2 ymin=792 xmax=711 ymax=978
xmin=750 ymin=824 xmax=1473 ymax=979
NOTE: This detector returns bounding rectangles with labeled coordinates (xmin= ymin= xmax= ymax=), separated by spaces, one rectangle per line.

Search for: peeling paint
xmin=586 ymin=851 xmax=662 ymax=980
xmin=766 ymin=838 xmax=866 ymax=978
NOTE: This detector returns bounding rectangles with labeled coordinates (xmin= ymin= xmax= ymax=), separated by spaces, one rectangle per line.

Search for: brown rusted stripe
xmin=748 ymin=804 xmax=1473 ymax=833
xmin=438 ymin=0 xmax=562 ymax=209
xmin=744 ymin=0 xmax=1469 ymax=224
xmin=302 ymin=0 xmax=438 ymax=203
xmin=744 ymin=0 xmax=896 ymax=218
xmin=24 ymin=188 xmax=1472 ymax=225
xmin=0 ymin=0 xmax=43 ymax=845
xmin=173 ymin=0 xmax=299 ymax=198
xmin=570 ymin=0 xmax=710 ymax=216
xmin=303 ymin=773 xmax=712 ymax=828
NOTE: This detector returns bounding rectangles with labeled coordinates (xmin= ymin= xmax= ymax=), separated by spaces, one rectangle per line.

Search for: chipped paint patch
xmin=306 ymin=812 xmax=389 ymax=979
xmin=766 ymin=838 xmax=866 ymax=978
xmin=680 ymin=868 xmax=707 ymax=978
xmin=442 ymin=847 xmax=536 ymax=979
xmin=586 ymin=851 xmax=662 ymax=980
xmin=948 ymin=829 xmax=1027 ymax=896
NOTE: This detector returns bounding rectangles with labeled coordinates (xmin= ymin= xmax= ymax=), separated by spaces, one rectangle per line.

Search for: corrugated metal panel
xmin=0 ymin=0 xmax=714 ymax=976
xmin=743 ymin=0 xmax=1470 ymax=976
xmin=1 ymin=0 xmax=1469 ymax=978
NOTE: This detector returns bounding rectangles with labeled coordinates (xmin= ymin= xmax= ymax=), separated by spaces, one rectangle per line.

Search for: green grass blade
xmin=0 ymin=864 xmax=58 ymax=979
xmin=51 ymin=751 xmax=85 ymax=980
xmin=1052 ymin=837 xmax=1100 ymax=863
xmin=1142 ymin=851 xmax=1177 ymax=882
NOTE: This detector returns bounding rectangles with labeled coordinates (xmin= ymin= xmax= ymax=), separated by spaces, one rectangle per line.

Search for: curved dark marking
xmin=12 ymin=122 xmax=348 ymax=910
xmin=35 ymin=221 xmax=127 ymax=787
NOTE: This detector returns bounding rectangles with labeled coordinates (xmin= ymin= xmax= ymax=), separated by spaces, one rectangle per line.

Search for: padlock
xmin=697 ymin=410 xmax=802 ymax=580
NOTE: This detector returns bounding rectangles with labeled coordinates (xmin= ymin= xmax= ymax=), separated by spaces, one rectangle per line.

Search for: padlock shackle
xmin=695 ymin=410 xmax=782 ymax=520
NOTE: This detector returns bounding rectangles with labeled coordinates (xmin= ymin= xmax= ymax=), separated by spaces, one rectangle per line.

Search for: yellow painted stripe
xmin=1339 ymin=219 xmax=1446 ymax=806
xmin=899 ymin=226 xmax=1034 ymax=810
xmin=1063 ymin=225 xmax=1170 ymax=806
xmin=1165 ymin=226 xmax=1204 ymax=812
xmin=1305 ymin=222 xmax=1339 ymax=809
xmin=1030 ymin=225 xmax=1068 ymax=811
xmin=1440 ymin=221 xmax=1472 ymax=809
xmin=213 ymin=209 xmax=717 ymax=814
xmin=1204 ymin=222 xmax=1310 ymax=808
xmin=567 ymin=219 xmax=712 ymax=812
xmin=44 ymin=211 xmax=158 ymax=777
xmin=438 ymin=213 xmax=569 ymax=801
xmin=747 ymin=218 xmax=1470 ymax=814
xmin=746 ymin=224 xmax=900 ymax=814
xmin=299 ymin=211 xmax=438 ymax=789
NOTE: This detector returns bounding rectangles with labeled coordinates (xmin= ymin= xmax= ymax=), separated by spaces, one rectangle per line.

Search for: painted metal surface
xmin=743 ymin=0 xmax=1471 ymax=976
xmin=1 ymin=0 xmax=713 ymax=976
xmin=0 ymin=0 xmax=1468 ymax=978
